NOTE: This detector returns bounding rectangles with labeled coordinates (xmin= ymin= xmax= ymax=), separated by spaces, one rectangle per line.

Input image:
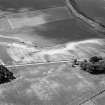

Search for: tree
xmin=89 ymin=56 xmax=102 ymax=63
xmin=79 ymin=56 xmax=105 ymax=75
xmin=0 ymin=65 xmax=16 ymax=84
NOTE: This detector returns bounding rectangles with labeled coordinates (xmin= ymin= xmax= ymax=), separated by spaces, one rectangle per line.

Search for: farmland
xmin=0 ymin=0 xmax=105 ymax=105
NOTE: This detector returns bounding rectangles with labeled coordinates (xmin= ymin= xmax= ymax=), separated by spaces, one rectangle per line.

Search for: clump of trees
xmin=72 ymin=56 xmax=105 ymax=75
xmin=0 ymin=65 xmax=16 ymax=84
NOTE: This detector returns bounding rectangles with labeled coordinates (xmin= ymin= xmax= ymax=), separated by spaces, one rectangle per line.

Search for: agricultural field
xmin=0 ymin=0 xmax=105 ymax=105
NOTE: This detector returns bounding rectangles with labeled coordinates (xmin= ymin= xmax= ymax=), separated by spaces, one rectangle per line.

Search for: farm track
xmin=66 ymin=0 xmax=105 ymax=33
xmin=6 ymin=60 xmax=72 ymax=68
